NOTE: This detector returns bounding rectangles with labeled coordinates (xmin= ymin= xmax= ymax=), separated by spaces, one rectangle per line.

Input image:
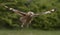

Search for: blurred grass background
xmin=0 ymin=0 xmax=60 ymax=30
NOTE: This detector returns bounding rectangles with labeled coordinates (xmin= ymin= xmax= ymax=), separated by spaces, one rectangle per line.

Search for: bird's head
xmin=27 ymin=11 xmax=35 ymax=16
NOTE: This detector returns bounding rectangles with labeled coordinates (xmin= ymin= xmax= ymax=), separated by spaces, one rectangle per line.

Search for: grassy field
xmin=0 ymin=29 xmax=60 ymax=35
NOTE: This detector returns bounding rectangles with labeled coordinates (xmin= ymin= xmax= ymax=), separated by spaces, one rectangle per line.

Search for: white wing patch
xmin=43 ymin=11 xmax=51 ymax=14
xmin=42 ymin=9 xmax=55 ymax=15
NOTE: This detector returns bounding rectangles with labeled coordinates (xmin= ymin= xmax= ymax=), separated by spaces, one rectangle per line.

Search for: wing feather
xmin=34 ymin=9 xmax=55 ymax=16
xmin=4 ymin=6 xmax=26 ymax=16
xmin=42 ymin=9 xmax=55 ymax=15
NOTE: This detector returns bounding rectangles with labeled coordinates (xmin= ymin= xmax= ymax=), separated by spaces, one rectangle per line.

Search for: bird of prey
xmin=4 ymin=6 xmax=55 ymax=28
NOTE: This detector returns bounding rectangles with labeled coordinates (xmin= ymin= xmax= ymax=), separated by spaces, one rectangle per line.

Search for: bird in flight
xmin=4 ymin=6 xmax=55 ymax=28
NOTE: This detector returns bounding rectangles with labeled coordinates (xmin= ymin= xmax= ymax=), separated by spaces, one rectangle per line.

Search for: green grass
xmin=0 ymin=29 xmax=60 ymax=35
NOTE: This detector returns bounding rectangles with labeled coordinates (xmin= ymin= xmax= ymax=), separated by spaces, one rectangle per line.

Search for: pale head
xmin=27 ymin=11 xmax=34 ymax=15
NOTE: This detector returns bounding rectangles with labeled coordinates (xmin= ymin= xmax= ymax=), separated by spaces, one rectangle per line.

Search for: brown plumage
xmin=4 ymin=6 xmax=55 ymax=28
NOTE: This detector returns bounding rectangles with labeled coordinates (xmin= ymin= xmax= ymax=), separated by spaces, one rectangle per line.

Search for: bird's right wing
xmin=4 ymin=6 xmax=27 ymax=16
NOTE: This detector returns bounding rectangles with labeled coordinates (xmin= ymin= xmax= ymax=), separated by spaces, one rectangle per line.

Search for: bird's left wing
xmin=41 ymin=9 xmax=55 ymax=15
xmin=34 ymin=9 xmax=55 ymax=16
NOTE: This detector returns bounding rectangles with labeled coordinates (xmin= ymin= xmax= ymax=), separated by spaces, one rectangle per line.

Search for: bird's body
xmin=20 ymin=14 xmax=32 ymax=24
xmin=4 ymin=6 xmax=55 ymax=28
xmin=20 ymin=12 xmax=35 ymax=28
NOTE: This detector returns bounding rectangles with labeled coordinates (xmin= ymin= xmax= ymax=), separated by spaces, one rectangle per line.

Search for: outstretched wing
xmin=4 ymin=6 xmax=26 ymax=16
xmin=41 ymin=9 xmax=55 ymax=15
xmin=34 ymin=9 xmax=55 ymax=16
